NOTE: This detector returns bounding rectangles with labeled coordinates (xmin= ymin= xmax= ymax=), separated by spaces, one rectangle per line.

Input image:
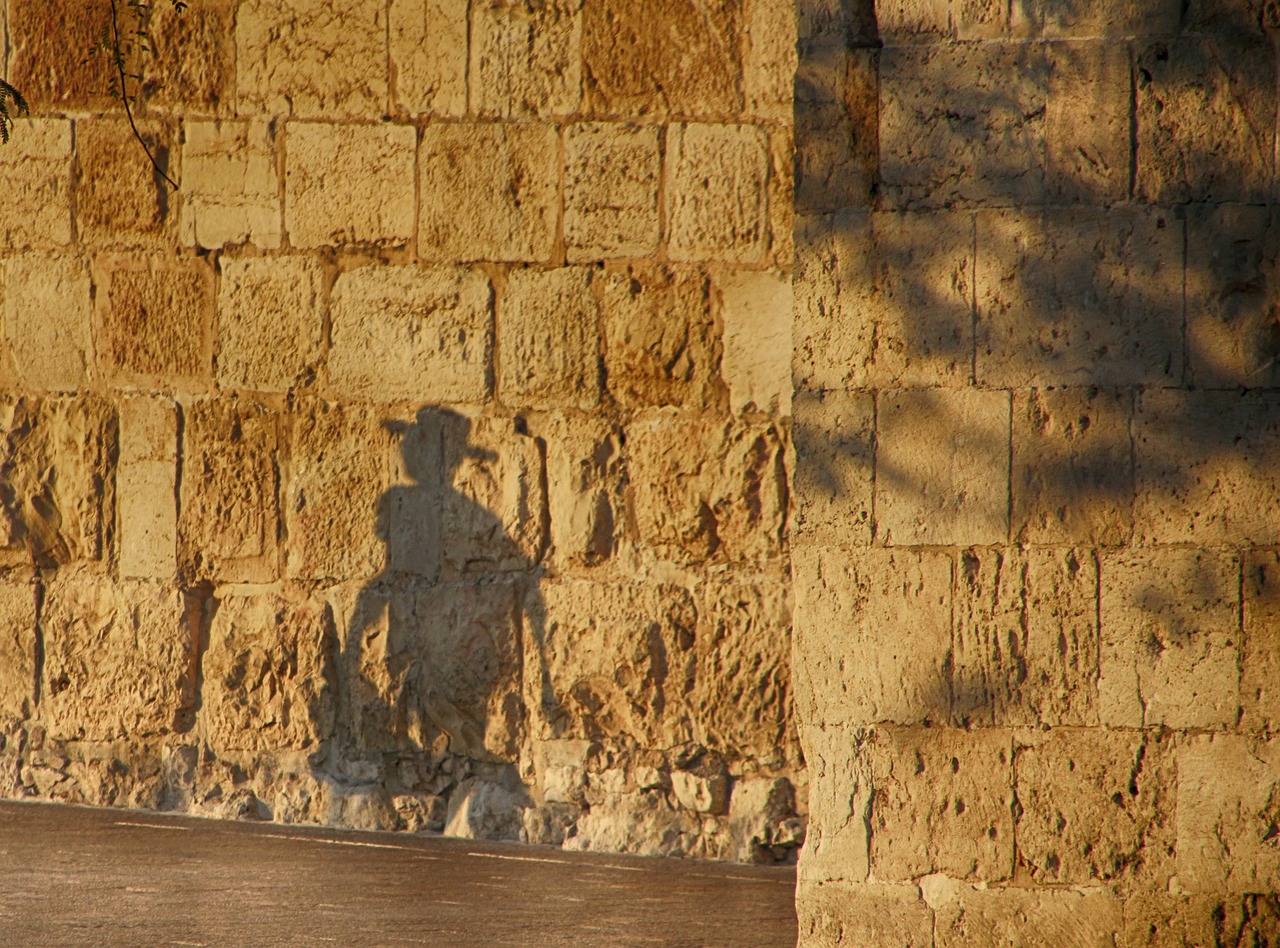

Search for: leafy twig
xmin=0 ymin=80 xmax=29 ymax=145
xmin=107 ymin=0 xmax=179 ymax=189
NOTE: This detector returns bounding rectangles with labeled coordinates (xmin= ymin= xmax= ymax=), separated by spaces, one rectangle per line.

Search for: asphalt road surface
xmin=0 ymin=801 xmax=798 ymax=946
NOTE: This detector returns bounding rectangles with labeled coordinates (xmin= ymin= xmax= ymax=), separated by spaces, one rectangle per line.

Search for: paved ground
xmin=0 ymin=801 xmax=797 ymax=946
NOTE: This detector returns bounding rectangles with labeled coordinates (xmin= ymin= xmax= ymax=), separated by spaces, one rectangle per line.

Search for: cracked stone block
xmin=389 ymin=0 xmax=468 ymax=117
xmin=2 ymin=255 xmax=91 ymax=392
xmin=471 ymin=0 xmax=583 ymax=118
xmin=718 ymin=271 xmax=792 ymax=417
xmin=1244 ymin=550 xmax=1280 ymax=733
xmin=933 ymin=886 xmax=1123 ymax=946
xmin=667 ymin=123 xmax=769 ymax=264
xmin=0 ymin=578 xmax=37 ymax=721
xmin=217 ymin=256 xmax=324 ymax=392
xmin=0 ymin=119 xmax=72 ymax=249
xmin=564 ymin=123 xmax=660 ymax=261
xmin=499 ymin=267 xmax=600 ymax=410
xmin=75 ymin=119 xmax=176 ymax=247
xmin=181 ymin=120 xmax=281 ymax=249
xmin=791 ymin=390 xmax=873 ymax=548
xmin=798 ymin=882 xmax=932 ymax=948
xmin=117 ymin=396 xmax=177 ymax=580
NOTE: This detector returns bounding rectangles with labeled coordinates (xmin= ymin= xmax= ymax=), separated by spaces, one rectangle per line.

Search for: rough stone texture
xmin=794 ymin=49 xmax=878 ymax=215
xmin=5 ymin=0 xmax=117 ymax=110
xmin=388 ymin=0 xmax=468 ymax=117
xmin=798 ymin=882 xmax=933 ymax=948
xmin=1045 ymin=41 xmax=1130 ymax=203
xmin=0 ymin=120 xmax=72 ymax=250
xmin=745 ymin=0 xmax=798 ymax=122
xmin=499 ymin=268 xmax=599 ymax=410
xmin=143 ymin=0 xmax=236 ymax=114
xmin=1124 ymin=893 xmax=1280 ymax=948
xmin=2 ymin=255 xmax=92 ymax=392
xmin=563 ymin=123 xmax=660 ymax=261
xmin=533 ymin=414 xmax=623 ymax=568
xmin=471 ymin=0 xmax=583 ymax=118
xmin=217 ymin=257 xmax=324 ymax=392
xmin=791 ymin=390 xmax=873 ymax=548
xmin=181 ymin=121 xmax=281 ymax=250
xmin=933 ymin=886 xmax=1123 ymax=947
xmin=0 ymin=579 xmax=36 ymax=722
xmin=75 ymin=120 xmax=176 ymax=247
xmin=667 ymin=124 xmax=770 ymax=264
xmin=1243 ymin=550 xmax=1280 ymax=733
xmin=117 ymin=397 xmax=177 ymax=580
xmin=718 ymin=272 xmax=792 ymax=417
xmin=799 ymin=724 xmax=870 ymax=884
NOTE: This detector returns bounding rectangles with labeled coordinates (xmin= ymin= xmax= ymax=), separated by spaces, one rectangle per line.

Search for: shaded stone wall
xmin=0 ymin=0 xmax=802 ymax=863
xmin=794 ymin=0 xmax=1280 ymax=941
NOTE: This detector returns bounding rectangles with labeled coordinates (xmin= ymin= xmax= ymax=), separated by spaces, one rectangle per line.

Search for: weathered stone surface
xmin=75 ymin=120 xmax=176 ymax=247
xmin=793 ymin=547 xmax=950 ymax=727
xmin=5 ymin=0 xmax=116 ymax=110
xmin=181 ymin=121 xmax=281 ymax=249
xmin=2 ymin=255 xmax=91 ymax=391
xmin=1099 ymin=549 xmax=1239 ymax=729
xmin=1045 ymin=41 xmax=1130 ymax=202
xmin=329 ymin=265 xmax=490 ymax=404
xmin=117 ymin=397 xmax=177 ymax=580
xmin=500 ymin=268 xmax=599 ymax=410
xmin=766 ymin=128 xmax=794 ymax=270
xmin=94 ymin=254 xmax=213 ymax=387
xmin=178 ymin=399 xmax=280 ymax=583
xmin=388 ymin=0 xmax=467 ymax=117
xmin=977 ymin=208 xmax=1183 ymax=387
xmin=718 ymin=271 xmax=791 ymax=417
xmin=284 ymin=123 xmax=416 ymax=248
xmin=744 ymin=0 xmax=797 ymax=121
xmin=876 ymin=388 xmax=1010 ymax=547
xmin=794 ymin=49 xmax=878 ymax=215
xmin=1243 ymin=550 xmax=1280 ymax=733
xmin=1177 ymin=733 xmax=1280 ymax=893
xmin=798 ymin=0 xmax=877 ymax=46
xmin=143 ymin=0 xmax=236 ymax=113
xmin=418 ymin=123 xmax=558 ymax=263
xmin=667 ymin=124 xmax=769 ymax=264
xmin=600 ymin=267 xmax=721 ymax=409
xmin=1016 ymin=729 xmax=1175 ymax=886
xmin=471 ymin=0 xmax=583 ymax=118
xmin=798 ymin=882 xmax=932 ymax=948
xmin=563 ymin=123 xmax=660 ymax=261
xmin=933 ymin=886 xmax=1123 ymax=946
xmin=562 ymin=791 xmax=699 ymax=857
xmin=793 ymin=212 xmax=973 ymax=391
xmin=0 ymin=120 xmax=72 ymax=250
xmin=1030 ymin=0 xmax=1180 ymax=36
xmin=41 ymin=576 xmax=192 ymax=742
xmin=444 ymin=776 xmax=527 ymax=840
xmin=236 ymin=0 xmax=387 ymax=118
xmin=791 ymin=391 xmax=873 ymax=548
xmin=876 ymin=0 xmax=948 ymax=41
xmin=0 ymin=579 xmax=36 ymax=721
xmin=670 ymin=769 xmax=728 ymax=814
xmin=1135 ymin=389 xmax=1280 ymax=545
xmin=533 ymin=414 xmax=623 ymax=567
xmin=727 ymin=775 xmax=801 ymax=863
xmin=217 ymin=256 xmax=324 ymax=392
xmin=798 ymin=724 xmax=870 ymax=884
xmin=1124 ymin=893 xmax=1280 ymax=948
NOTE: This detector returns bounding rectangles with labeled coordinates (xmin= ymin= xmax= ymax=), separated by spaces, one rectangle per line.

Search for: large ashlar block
xmin=1012 ymin=388 xmax=1133 ymax=547
xmin=718 ymin=271 xmax=792 ymax=417
xmin=533 ymin=413 xmax=623 ymax=567
xmin=876 ymin=388 xmax=1010 ymax=547
xmin=76 ymin=120 xmax=176 ymax=247
xmin=1099 ymin=549 xmax=1239 ymax=729
xmin=285 ymin=123 xmax=416 ymax=248
xmin=0 ymin=119 xmax=72 ymax=249
xmin=1135 ymin=389 xmax=1280 ymax=545
xmin=1045 ymin=41 xmax=1131 ymax=203
xmin=143 ymin=0 xmax=236 ymax=113
xmin=236 ymin=0 xmax=387 ymax=118
xmin=41 ymin=575 xmax=192 ymax=742
xmin=1178 ymin=733 xmax=1280 ymax=893
xmin=1031 ymin=0 xmax=1180 ymax=36
xmin=181 ymin=121 xmax=281 ymax=249
xmin=881 ymin=44 xmax=1048 ymax=207
xmin=952 ymin=547 xmax=1099 ymax=728
xmin=500 ymin=268 xmax=599 ymax=410
xmin=793 ymin=212 xmax=973 ymax=391
xmin=867 ymin=727 xmax=1014 ymax=882
xmin=1124 ymin=893 xmax=1280 ymax=948
xmin=799 ymin=724 xmax=872 ymax=884
xmin=5 ymin=0 xmax=119 ymax=110
xmin=471 ymin=0 xmax=583 ymax=118
xmin=581 ymin=0 xmax=740 ymax=117
xmin=217 ymin=256 xmax=324 ymax=392
xmin=419 ymin=123 xmax=558 ymax=263
xmin=667 ymin=124 xmax=769 ymax=264
xmin=388 ymin=0 xmax=467 ymax=117
xmin=798 ymin=0 xmax=877 ymax=46
xmin=329 ymin=266 xmax=490 ymax=404
xmin=117 ymin=397 xmax=178 ymax=580
xmin=744 ymin=0 xmax=797 ymax=122
xmin=2 ymin=255 xmax=91 ymax=391
xmin=600 ymin=266 xmax=721 ymax=410
xmin=933 ymin=886 xmax=1123 ymax=946
xmin=1015 ymin=729 xmax=1175 ymax=887
xmin=94 ymin=254 xmax=214 ymax=387
xmin=0 ymin=579 xmax=37 ymax=721
xmin=791 ymin=390 xmax=874 ymax=548
xmin=1137 ymin=36 xmax=1277 ymax=203
xmin=876 ymin=0 xmax=948 ymax=42
xmin=563 ymin=123 xmax=660 ymax=261
xmin=794 ymin=49 xmax=878 ymax=215
xmin=767 ymin=128 xmax=794 ymax=270
xmin=793 ymin=547 xmax=950 ymax=727
xmin=976 ymin=208 xmax=1184 ymax=387
xmin=798 ymin=882 xmax=932 ymax=948
xmin=1244 ymin=550 xmax=1280 ymax=732
xmin=179 ymin=399 xmax=280 ymax=583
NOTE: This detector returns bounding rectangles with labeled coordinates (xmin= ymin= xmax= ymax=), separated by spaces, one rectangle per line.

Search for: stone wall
xmin=795 ymin=0 xmax=1280 ymax=941
xmin=0 ymin=0 xmax=802 ymax=863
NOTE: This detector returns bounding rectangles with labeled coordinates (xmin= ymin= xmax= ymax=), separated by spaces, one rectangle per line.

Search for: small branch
xmin=108 ymin=0 xmax=178 ymax=190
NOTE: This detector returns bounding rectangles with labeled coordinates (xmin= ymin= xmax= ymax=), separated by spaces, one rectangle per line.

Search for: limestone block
xmin=561 ymin=791 xmax=699 ymax=857
xmin=329 ymin=265 xmax=490 ymax=404
xmin=953 ymin=0 xmax=1007 ymax=39
xmin=798 ymin=0 xmax=877 ymax=46
xmin=443 ymin=777 xmax=526 ymax=840
xmin=876 ymin=388 xmax=1010 ymax=547
xmin=797 ymin=724 xmax=871 ymax=884
xmin=117 ymin=397 xmax=177 ymax=580
xmin=2 ymin=255 xmax=91 ymax=391
xmin=0 ymin=579 xmax=36 ymax=721
xmin=471 ymin=0 xmax=583 ymax=118
xmin=767 ymin=128 xmax=795 ymax=270
xmin=744 ymin=0 xmax=797 ymax=122
xmin=600 ymin=266 xmax=721 ymax=410
xmin=867 ymin=727 xmax=1014 ymax=882
xmin=203 ymin=593 xmax=332 ymax=753
xmin=1012 ymin=388 xmax=1133 ymax=547
xmin=797 ymin=882 xmax=932 ymax=948
xmin=0 ymin=119 xmax=72 ymax=249
xmin=667 ymin=124 xmax=769 ymax=264
xmin=1015 ymin=729 xmax=1175 ymax=887
xmin=286 ymin=400 xmax=387 ymax=582
xmin=563 ymin=123 xmax=660 ymax=261
xmin=1177 ymin=733 xmax=1280 ymax=893
xmin=792 ymin=391 xmax=873 ymax=548
xmin=1099 ymin=549 xmax=1239 ymax=729
xmin=418 ymin=123 xmax=558 ymax=262
xmin=794 ymin=49 xmax=878 ymax=215
xmin=532 ymin=413 xmax=623 ymax=567
xmin=718 ymin=271 xmax=792 ymax=417
xmin=5 ymin=0 xmax=117 ymax=110
xmin=217 ymin=256 xmax=324 ymax=392
xmin=284 ymin=123 xmax=416 ymax=248
xmin=388 ymin=0 xmax=467 ymax=117
xmin=1185 ymin=204 xmax=1280 ymax=388
xmin=695 ymin=578 xmax=792 ymax=758
xmin=793 ymin=212 xmax=973 ymax=391
xmin=793 ymin=547 xmax=950 ymax=727
xmin=933 ymin=886 xmax=1123 ymax=946
xmin=1244 ymin=550 xmax=1280 ymax=732
xmin=181 ymin=121 xmax=281 ymax=249
xmin=881 ymin=45 xmax=1048 ymax=207
xmin=670 ymin=770 xmax=728 ymax=814
xmin=1124 ymin=893 xmax=1280 ymax=948
xmin=877 ymin=0 xmax=949 ymax=43
xmin=1135 ymin=389 xmax=1280 ymax=545
xmin=500 ymin=268 xmax=599 ymax=410
xmin=976 ymin=208 xmax=1184 ymax=387
xmin=1137 ymin=37 xmax=1276 ymax=203
xmin=236 ymin=0 xmax=387 ymax=118
xmin=581 ymin=0 xmax=740 ymax=117
xmin=1031 ymin=0 xmax=1180 ymax=36
xmin=143 ymin=0 xmax=236 ymax=113
xmin=94 ymin=254 xmax=214 ymax=387
xmin=1184 ymin=0 xmax=1280 ymax=35
xmin=1045 ymin=41 xmax=1130 ymax=203
xmin=41 ymin=576 xmax=192 ymax=742
xmin=75 ymin=120 xmax=176 ymax=247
